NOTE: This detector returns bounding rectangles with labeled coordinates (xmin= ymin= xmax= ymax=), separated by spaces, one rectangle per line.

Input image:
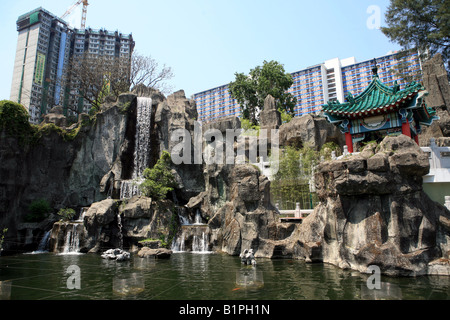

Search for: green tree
xmin=229 ymin=60 xmax=297 ymax=125
xmin=381 ymin=0 xmax=450 ymax=71
xmin=271 ymin=143 xmax=341 ymax=210
xmin=271 ymin=146 xmax=317 ymax=210
xmin=139 ymin=151 xmax=177 ymax=201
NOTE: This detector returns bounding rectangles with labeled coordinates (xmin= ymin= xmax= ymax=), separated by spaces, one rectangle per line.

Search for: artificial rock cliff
xmin=2 ymin=85 xmax=450 ymax=278
xmin=0 ymin=95 xmax=136 ymax=253
xmin=294 ymin=135 xmax=450 ymax=276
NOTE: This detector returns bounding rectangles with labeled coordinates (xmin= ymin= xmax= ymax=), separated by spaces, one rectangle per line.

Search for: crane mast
xmin=80 ymin=0 xmax=88 ymax=29
xmin=61 ymin=0 xmax=89 ymax=30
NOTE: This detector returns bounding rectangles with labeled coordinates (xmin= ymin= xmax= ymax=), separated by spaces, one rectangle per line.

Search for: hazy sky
xmin=0 ymin=0 xmax=400 ymax=100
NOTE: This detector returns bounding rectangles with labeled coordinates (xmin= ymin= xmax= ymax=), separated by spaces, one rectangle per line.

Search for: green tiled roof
xmin=323 ymin=73 xmax=427 ymax=118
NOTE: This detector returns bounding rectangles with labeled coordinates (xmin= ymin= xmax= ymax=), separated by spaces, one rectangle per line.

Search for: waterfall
xmin=76 ymin=207 xmax=88 ymax=222
xmin=37 ymin=230 xmax=51 ymax=252
xmin=179 ymin=215 xmax=190 ymax=226
xmin=171 ymin=210 xmax=211 ymax=254
xmin=193 ymin=209 xmax=203 ymax=225
xmin=192 ymin=231 xmax=209 ymax=253
xmin=61 ymin=224 xmax=82 ymax=255
xmin=120 ymin=97 xmax=153 ymax=199
xmin=29 ymin=230 xmax=51 ymax=254
xmin=171 ymin=230 xmax=185 ymax=252
xmin=117 ymin=213 xmax=123 ymax=249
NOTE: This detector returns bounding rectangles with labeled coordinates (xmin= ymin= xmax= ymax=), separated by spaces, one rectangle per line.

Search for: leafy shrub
xmin=0 ymin=100 xmax=36 ymax=144
xmin=26 ymin=199 xmax=51 ymax=222
xmin=57 ymin=208 xmax=76 ymax=221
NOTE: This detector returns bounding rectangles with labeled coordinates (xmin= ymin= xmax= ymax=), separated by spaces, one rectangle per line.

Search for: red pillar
xmin=402 ymin=119 xmax=411 ymax=138
xmin=345 ymin=132 xmax=353 ymax=153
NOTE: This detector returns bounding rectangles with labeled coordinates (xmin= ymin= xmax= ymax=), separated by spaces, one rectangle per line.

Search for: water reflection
xmin=0 ymin=253 xmax=448 ymax=300
xmin=133 ymin=256 xmax=155 ymax=270
xmin=361 ymin=281 xmax=403 ymax=300
xmin=0 ymin=280 xmax=12 ymax=300
xmin=236 ymin=268 xmax=264 ymax=289
xmin=113 ymin=273 xmax=145 ymax=297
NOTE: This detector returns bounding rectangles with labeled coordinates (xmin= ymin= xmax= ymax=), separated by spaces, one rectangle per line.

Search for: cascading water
xmin=120 ymin=97 xmax=153 ymax=199
xmin=171 ymin=231 xmax=185 ymax=252
xmin=117 ymin=213 xmax=123 ymax=249
xmin=171 ymin=210 xmax=211 ymax=254
xmin=61 ymin=224 xmax=82 ymax=255
xmin=37 ymin=230 xmax=51 ymax=252
xmin=193 ymin=209 xmax=203 ymax=225
xmin=192 ymin=231 xmax=209 ymax=253
xmin=76 ymin=207 xmax=88 ymax=222
xmin=30 ymin=230 xmax=51 ymax=254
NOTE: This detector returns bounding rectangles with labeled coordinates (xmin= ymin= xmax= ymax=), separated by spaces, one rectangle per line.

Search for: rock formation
xmin=295 ymin=135 xmax=450 ymax=276
xmin=137 ymin=247 xmax=172 ymax=259
xmin=3 ymin=83 xmax=450 ymax=279
xmin=155 ymin=90 xmax=204 ymax=201
xmin=41 ymin=106 xmax=68 ymax=128
xmin=49 ymin=196 xmax=178 ymax=254
xmin=186 ymin=162 xmax=295 ymax=257
xmin=278 ymin=114 xmax=345 ymax=150
xmin=1 ymin=93 xmax=148 ymax=252
xmin=419 ymin=53 xmax=450 ymax=145
xmin=259 ymin=94 xmax=281 ymax=130
xmin=422 ymin=53 xmax=450 ymax=108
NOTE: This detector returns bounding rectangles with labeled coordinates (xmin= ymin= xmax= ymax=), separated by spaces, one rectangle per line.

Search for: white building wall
xmin=10 ymin=23 xmax=41 ymax=124
xmin=324 ymin=58 xmax=346 ymax=103
xmin=10 ymin=30 xmax=28 ymax=103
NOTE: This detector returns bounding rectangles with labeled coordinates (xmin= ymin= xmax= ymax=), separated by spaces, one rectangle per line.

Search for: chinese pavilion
xmin=322 ymin=64 xmax=438 ymax=153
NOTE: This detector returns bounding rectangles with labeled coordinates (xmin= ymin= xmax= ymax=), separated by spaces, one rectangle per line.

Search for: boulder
xmin=419 ymin=53 xmax=450 ymax=144
xmin=422 ymin=53 xmax=450 ymax=108
xmin=85 ymin=199 xmax=117 ymax=226
xmin=279 ymin=114 xmax=345 ymax=150
xmin=259 ymin=95 xmax=281 ymax=130
xmin=119 ymin=196 xmax=152 ymax=219
xmin=137 ymin=247 xmax=172 ymax=259
xmin=41 ymin=106 xmax=67 ymax=128
xmin=101 ymin=248 xmax=131 ymax=261
xmin=83 ymin=199 xmax=120 ymax=252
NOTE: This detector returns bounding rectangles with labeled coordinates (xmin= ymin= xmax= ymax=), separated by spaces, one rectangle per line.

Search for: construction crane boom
xmin=61 ymin=0 xmax=89 ymax=30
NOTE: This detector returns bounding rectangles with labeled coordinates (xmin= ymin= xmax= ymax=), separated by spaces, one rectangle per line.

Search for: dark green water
xmin=0 ymin=252 xmax=448 ymax=300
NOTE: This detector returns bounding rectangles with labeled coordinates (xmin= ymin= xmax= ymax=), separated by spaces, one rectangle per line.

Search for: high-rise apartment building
xmin=194 ymin=51 xmax=422 ymax=123
xmin=69 ymin=28 xmax=134 ymax=114
xmin=10 ymin=7 xmax=134 ymax=124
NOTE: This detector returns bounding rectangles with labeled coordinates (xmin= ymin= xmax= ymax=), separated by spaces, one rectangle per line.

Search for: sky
xmin=0 ymin=0 xmax=401 ymax=100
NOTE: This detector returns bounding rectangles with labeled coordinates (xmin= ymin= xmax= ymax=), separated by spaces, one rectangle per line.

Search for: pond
xmin=0 ymin=252 xmax=449 ymax=300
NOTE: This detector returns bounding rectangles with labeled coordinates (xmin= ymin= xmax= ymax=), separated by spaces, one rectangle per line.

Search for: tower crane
xmin=61 ymin=0 xmax=89 ymax=30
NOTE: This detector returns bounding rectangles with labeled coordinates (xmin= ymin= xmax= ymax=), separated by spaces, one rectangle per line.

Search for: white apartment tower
xmin=195 ymin=51 xmax=421 ymax=123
